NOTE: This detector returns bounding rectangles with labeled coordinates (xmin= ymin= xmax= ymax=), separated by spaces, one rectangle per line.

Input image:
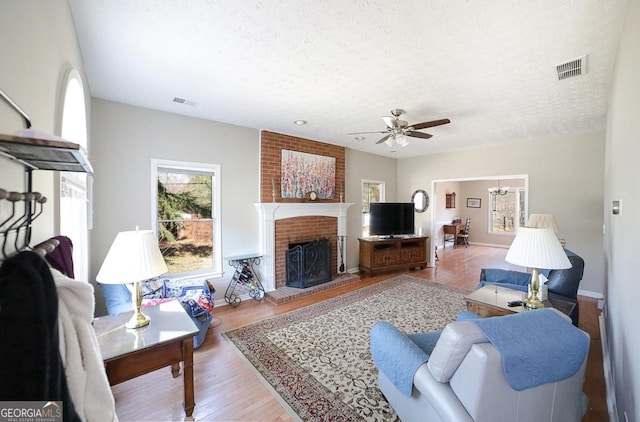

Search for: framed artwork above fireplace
xmin=281 ymin=150 xmax=336 ymax=199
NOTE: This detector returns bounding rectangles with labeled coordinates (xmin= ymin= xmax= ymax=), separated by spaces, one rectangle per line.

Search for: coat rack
xmin=0 ymin=189 xmax=47 ymax=258
xmin=0 ymin=87 xmax=93 ymax=259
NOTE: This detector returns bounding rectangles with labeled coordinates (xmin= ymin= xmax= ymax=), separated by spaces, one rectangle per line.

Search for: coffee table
xmin=93 ymin=299 xmax=199 ymax=417
xmin=465 ymin=284 xmax=576 ymax=318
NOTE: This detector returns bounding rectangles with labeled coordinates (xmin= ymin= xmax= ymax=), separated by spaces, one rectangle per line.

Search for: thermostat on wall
xmin=612 ymin=200 xmax=621 ymax=215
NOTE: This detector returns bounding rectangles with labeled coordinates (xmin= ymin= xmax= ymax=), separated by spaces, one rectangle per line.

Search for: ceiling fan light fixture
xmin=348 ymin=109 xmax=450 ymax=148
xmin=396 ymin=133 xmax=409 ymax=147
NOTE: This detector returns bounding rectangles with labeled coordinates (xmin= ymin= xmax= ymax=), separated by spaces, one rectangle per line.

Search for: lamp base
xmin=525 ymin=267 xmax=546 ymax=310
xmin=524 ymin=296 xmax=545 ymax=309
xmin=126 ymin=310 xmax=150 ymax=329
xmin=126 ymin=280 xmax=151 ymax=329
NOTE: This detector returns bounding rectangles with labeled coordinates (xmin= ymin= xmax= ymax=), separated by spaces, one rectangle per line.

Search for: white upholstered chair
xmin=371 ymin=308 xmax=589 ymax=422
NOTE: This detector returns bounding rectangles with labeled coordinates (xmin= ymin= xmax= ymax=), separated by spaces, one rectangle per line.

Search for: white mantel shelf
xmin=254 ymin=202 xmax=354 ymax=292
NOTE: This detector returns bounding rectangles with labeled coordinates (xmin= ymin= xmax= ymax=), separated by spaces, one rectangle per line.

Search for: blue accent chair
xmin=476 ymin=250 xmax=584 ymax=326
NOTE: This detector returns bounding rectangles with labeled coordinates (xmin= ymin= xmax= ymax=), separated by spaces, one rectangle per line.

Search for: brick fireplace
xmin=254 ymin=202 xmax=353 ymax=292
xmin=257 ymin=130 xmax=350 ymax=292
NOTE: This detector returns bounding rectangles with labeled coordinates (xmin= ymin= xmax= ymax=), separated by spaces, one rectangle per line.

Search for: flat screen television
xmin=369 ymin=202 xmax=415 ymax=238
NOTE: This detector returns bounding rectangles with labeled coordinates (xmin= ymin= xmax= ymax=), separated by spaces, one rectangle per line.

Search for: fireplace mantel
xmin=254 ymin=202 xmax=354 ymax=292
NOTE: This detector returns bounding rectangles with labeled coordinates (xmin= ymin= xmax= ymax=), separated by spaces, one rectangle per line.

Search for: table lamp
xmin=528 ymin=213 xmax=566 ymax=248
xmin=527 ymin=214 xmax=558 ymax=232
xmin=505 ymin=226 xmax=571 ymax=309
xmin=96 ymin=227 xmax=168 ymax=328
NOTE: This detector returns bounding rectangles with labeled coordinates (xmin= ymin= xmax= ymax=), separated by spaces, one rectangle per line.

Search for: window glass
xmin=152 ymin=160 xmax=221 ymax=277
xmin=60 ymin=69 xmax=89 ymax=281
xmin=361 ymin=180 xmax=384 ymax=236
xmin=488 ymin=188 xmax=525 ymax=234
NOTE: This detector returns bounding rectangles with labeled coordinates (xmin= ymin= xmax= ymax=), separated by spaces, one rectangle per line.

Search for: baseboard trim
xmin=599 ymin=313 xmax=620 ymax=422
xmin=578 ymin=288 xmax=604 ymax=299
xmin=467 ymin=241 xmax=510 ymax=249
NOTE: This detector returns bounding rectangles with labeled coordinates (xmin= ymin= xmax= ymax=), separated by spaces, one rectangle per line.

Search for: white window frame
xmin=151 ymin=159 xmax=222 ymax=279
xmin=361 ymin=179 xmax=385 ymax=237
xmin=59 ymin=68 xmax=89 ymax=281
xmin=487 ymin=187 xmax=526 ymax=236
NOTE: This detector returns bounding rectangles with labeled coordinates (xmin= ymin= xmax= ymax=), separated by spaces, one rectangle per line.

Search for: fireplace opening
xmin=286 ymin=238 xmax=332 ymax=288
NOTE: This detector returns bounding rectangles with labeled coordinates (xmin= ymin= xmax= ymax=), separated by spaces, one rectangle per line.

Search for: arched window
xmin=59 ymin=69 xmax=89 ymax=281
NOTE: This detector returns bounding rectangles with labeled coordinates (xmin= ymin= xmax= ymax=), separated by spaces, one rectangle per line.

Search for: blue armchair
xmin=477 ymin=250 xmax=584 ymax=326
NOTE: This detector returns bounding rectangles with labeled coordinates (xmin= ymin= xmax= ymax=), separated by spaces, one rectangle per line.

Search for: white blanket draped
xmin=52 ymin=268 xmax=118 ymax=422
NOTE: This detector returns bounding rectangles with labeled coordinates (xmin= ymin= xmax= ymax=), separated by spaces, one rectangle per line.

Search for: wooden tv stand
xmin=358 ymin=236 xmax=428 ymax=277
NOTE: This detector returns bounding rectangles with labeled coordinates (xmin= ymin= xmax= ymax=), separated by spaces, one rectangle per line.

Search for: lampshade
xmin=96 ymin=228 xmax=168 ymax=284
xmin=505 ymin=227 xmax=570 ymax=270
xmin=527 ymin=213 xmax=559 ymax=233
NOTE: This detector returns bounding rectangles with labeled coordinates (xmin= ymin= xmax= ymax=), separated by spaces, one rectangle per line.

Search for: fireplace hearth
xmin=286 ymin=238 xmax=332 ymax=288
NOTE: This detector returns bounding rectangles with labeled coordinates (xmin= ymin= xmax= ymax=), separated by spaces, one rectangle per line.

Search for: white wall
xmin=90 ymin=99 xmax=260 ymax=315
xmin=604 ymin=1 xmax=640 ymax=420
xmin=344 ymin=149 xmax=397 ymax=271
xmin=0 ymin=0 xmax=87 ymax=256
xmin=399 ymin=131 xmax=605 ymax=296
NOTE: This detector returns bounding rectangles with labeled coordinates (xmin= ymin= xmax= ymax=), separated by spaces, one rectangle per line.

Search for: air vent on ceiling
xmin=172 ymin=97 xmax=197 ymax=106
xmin=556 ymin=55 xmax=587 ymax=81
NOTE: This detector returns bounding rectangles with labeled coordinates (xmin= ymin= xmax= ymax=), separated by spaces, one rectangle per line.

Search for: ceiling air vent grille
xmin=556 ymin=55 xmax=587 ymax=81
xmin=172 ymin=97 xmax=197 ymax=106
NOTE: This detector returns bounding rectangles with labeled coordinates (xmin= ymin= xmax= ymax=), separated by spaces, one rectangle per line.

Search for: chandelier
xmin=489 ymin=180 xmax=510 ymax=196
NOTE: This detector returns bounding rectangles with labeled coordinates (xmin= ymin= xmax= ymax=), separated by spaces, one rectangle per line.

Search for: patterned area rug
xmin=223 ymin=275 xmax=470 ymax=421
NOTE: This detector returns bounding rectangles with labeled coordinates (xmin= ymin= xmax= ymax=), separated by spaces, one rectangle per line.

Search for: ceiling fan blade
xmin=347 ymin=130 xmax=389 ymax=135
xmin=376 ymin=134 xmax=392 ymax=144
xmin=407 ymin=131 xmax=433 ymax=139
xmin=411 ymin=118 xmax=451 ymax=130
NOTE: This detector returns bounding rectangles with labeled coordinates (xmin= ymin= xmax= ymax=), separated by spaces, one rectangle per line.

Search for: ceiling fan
xmin=348 ymin=109 xmax=450 ymax=147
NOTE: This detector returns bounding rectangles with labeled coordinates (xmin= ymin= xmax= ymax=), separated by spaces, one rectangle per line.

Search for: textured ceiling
xmin=67 ymin=0 xmax=628 ymax=158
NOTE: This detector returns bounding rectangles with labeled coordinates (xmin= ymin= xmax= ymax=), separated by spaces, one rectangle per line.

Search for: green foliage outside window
xmin=157 ymin=172 xmax=214 ymax=274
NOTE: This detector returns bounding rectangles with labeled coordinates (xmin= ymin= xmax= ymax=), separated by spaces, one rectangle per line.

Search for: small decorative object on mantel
xmin=445 ymin=192 xmax=456 ymax=208
xmin=308 ymin=191 xmax=318 ymax=201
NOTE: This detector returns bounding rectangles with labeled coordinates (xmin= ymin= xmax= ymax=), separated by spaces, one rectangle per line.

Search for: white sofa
xmin=371 ymin=309 xmax=589 ymax=422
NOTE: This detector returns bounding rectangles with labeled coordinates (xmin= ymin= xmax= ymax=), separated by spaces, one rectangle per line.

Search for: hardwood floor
xmin=110 ymin=245 xmax=607 ymax=421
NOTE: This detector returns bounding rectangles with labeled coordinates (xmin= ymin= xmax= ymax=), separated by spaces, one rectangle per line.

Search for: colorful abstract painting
xmin=281 ymin=150 xmax=335 ymax=199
